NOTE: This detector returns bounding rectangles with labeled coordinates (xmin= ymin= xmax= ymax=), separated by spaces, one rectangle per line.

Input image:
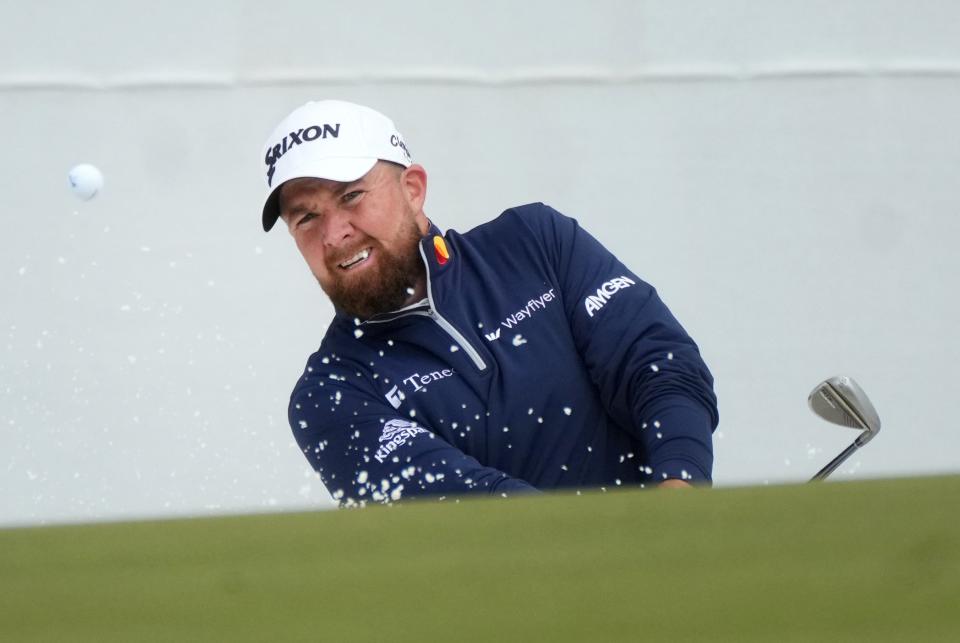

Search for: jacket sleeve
xmin=289 ymin=365 xmax=539 ymax=506
xmin=519 ymin=203 xmax=719 ymax=484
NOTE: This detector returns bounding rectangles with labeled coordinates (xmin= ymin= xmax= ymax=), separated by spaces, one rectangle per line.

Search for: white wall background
xmin=2 ymin=0 xmax=958 ymax=526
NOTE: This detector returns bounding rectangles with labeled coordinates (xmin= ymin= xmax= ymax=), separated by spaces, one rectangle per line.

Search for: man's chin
xmin=317 ymin=220 xmax=424 ymax=320
xmin=330 ymin=294 xmax=410 ymax=321
xmin=321 ymin=278 xmax=413 ymax=320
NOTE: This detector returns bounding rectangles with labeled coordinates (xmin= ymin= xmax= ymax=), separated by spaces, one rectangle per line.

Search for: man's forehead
xmin=281 ymin=161 xmax=391 ymax=196
xmin=281 ymin=175 xmax=353 ymax=196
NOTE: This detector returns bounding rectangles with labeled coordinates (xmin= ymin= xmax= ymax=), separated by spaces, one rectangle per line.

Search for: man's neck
xmin=402 ymin=273 xmax=428 ymax=307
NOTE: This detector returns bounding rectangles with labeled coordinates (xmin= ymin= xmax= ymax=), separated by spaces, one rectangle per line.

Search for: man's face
xmin=279 ymin=162 xmax=429 ymax=320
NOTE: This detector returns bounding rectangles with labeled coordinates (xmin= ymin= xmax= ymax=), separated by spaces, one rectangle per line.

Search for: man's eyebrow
xmin=281 ymin=175 xmax=370 ymax=218
xmin=334 ymin=176 xmax=366 ymax=196
xmin=282 ymin=203 xmax=309 ymax=219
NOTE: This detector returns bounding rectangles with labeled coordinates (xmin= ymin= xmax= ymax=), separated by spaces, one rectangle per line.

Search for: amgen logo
xmin=584 ymin=275 xmax=636 ymax=317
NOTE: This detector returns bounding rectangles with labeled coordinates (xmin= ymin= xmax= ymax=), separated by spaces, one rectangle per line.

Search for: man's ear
xmin=401 ymin=164 xmax=427 ymax=212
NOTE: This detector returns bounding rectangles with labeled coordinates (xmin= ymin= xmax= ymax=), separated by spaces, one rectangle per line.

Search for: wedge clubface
xmin=808 ymin=376 xmax=881 ymax=481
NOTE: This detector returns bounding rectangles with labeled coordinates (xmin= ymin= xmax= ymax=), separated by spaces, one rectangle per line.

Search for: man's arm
xmin=518 ymin=204 xmax=719 ymax=485
xmin=289 ymin=377 xmax=538 ymax=506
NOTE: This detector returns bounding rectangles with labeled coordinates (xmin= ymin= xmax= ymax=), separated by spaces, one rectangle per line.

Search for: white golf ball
xmin=68 ymin=164 xmax=104 ymax=200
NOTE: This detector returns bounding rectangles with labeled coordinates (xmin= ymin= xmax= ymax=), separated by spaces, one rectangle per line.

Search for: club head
xmin=808 ymin=375 xmax=881 ymax=445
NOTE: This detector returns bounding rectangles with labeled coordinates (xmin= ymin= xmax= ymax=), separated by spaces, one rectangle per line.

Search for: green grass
xmin=2 ymin=476 xmax=959 ymax=642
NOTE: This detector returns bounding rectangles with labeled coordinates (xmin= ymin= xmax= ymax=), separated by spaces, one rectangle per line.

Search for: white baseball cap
xmin=259 ymin=100 xmax=413 ymax=231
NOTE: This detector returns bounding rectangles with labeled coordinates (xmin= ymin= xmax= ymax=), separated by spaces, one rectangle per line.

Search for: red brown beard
xmin=320 ymin=218 xmax=425 ymax=320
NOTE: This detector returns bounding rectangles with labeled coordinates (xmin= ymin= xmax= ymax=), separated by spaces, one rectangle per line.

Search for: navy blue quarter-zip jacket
xmin=288 ymin=203 xmax=718 ymax=506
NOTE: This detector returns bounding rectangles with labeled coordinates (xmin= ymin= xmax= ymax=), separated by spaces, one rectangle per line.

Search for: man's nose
xmin=321 ymin=208 xmax=354 ymax=247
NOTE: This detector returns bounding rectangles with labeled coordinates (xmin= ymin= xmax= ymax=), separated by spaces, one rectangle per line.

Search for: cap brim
xmin=261 ymin=157 xmax=379 ymax=232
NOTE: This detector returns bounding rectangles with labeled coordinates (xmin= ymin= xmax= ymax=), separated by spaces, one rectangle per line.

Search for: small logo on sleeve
xmin=584 ymin=275 xmax=636 ymax=317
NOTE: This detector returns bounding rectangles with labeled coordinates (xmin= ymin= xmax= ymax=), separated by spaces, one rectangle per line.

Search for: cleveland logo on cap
xmin=264 ymin=123 xmax=341 ymax=187
xmin=390 ymin=134 xmax=412 ymax=162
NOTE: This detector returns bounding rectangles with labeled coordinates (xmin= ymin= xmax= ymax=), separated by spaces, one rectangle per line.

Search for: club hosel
xmin=855 ymin=430 xmax=878 ymax=447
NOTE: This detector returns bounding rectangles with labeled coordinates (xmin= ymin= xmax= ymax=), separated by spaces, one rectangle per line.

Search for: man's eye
xmin=297 ymin=212 xmax=317 ymax=227
xmin=342 ymin=191 xmax=363 ymax=203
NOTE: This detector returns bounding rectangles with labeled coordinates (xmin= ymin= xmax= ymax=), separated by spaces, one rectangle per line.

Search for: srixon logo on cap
xmin=264 ymin=123 xmax=341 ymax=187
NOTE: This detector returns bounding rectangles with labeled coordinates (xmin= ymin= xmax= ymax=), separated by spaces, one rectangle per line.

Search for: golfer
xmin=260 ymin=100 xmax=719 ymax=506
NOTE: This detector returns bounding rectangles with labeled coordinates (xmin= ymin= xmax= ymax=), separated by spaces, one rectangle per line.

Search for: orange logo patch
xmin=433 ymin=236 xmax=450 ymax=265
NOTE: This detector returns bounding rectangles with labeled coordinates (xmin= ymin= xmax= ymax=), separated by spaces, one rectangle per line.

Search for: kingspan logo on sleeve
xmin=264 ymin=123 xmax=342 ymax=187
xmin=374 ymin=419 xmax=428 ymax=464
xmin=584 ymin=275 xmax=636 ymax=317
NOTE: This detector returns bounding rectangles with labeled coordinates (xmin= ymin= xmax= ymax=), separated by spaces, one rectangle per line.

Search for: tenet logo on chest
xmin=584 ymin=275 xmax=636 ymax=317
xmin=384 ymin=368 xmax=457 ymax=409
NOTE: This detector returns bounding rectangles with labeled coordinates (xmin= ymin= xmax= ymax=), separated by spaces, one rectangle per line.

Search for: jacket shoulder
xmin=500 ymin=202 xmax=566 ymax=228
xmin=289 ymin=320 xmax=368 ymax=402
xmin=460 ymin=202 xmax=572 ymax=247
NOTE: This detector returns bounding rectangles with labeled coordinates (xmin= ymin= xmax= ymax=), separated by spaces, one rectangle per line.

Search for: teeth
xmin=339 ymin=248 xmax=370 ymax=269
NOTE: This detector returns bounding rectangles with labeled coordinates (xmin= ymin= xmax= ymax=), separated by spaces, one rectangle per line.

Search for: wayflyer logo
xmin=483 ymin=288 xmax=557 ymax=341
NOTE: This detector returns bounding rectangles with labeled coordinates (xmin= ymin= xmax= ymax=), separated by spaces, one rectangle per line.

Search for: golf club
xmin=808 ymin=375 xmax=881 ymax=481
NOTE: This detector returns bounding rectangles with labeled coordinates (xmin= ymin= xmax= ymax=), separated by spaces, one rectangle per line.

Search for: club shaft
xmin=810 ymin=441 xmax=861 ymax=481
